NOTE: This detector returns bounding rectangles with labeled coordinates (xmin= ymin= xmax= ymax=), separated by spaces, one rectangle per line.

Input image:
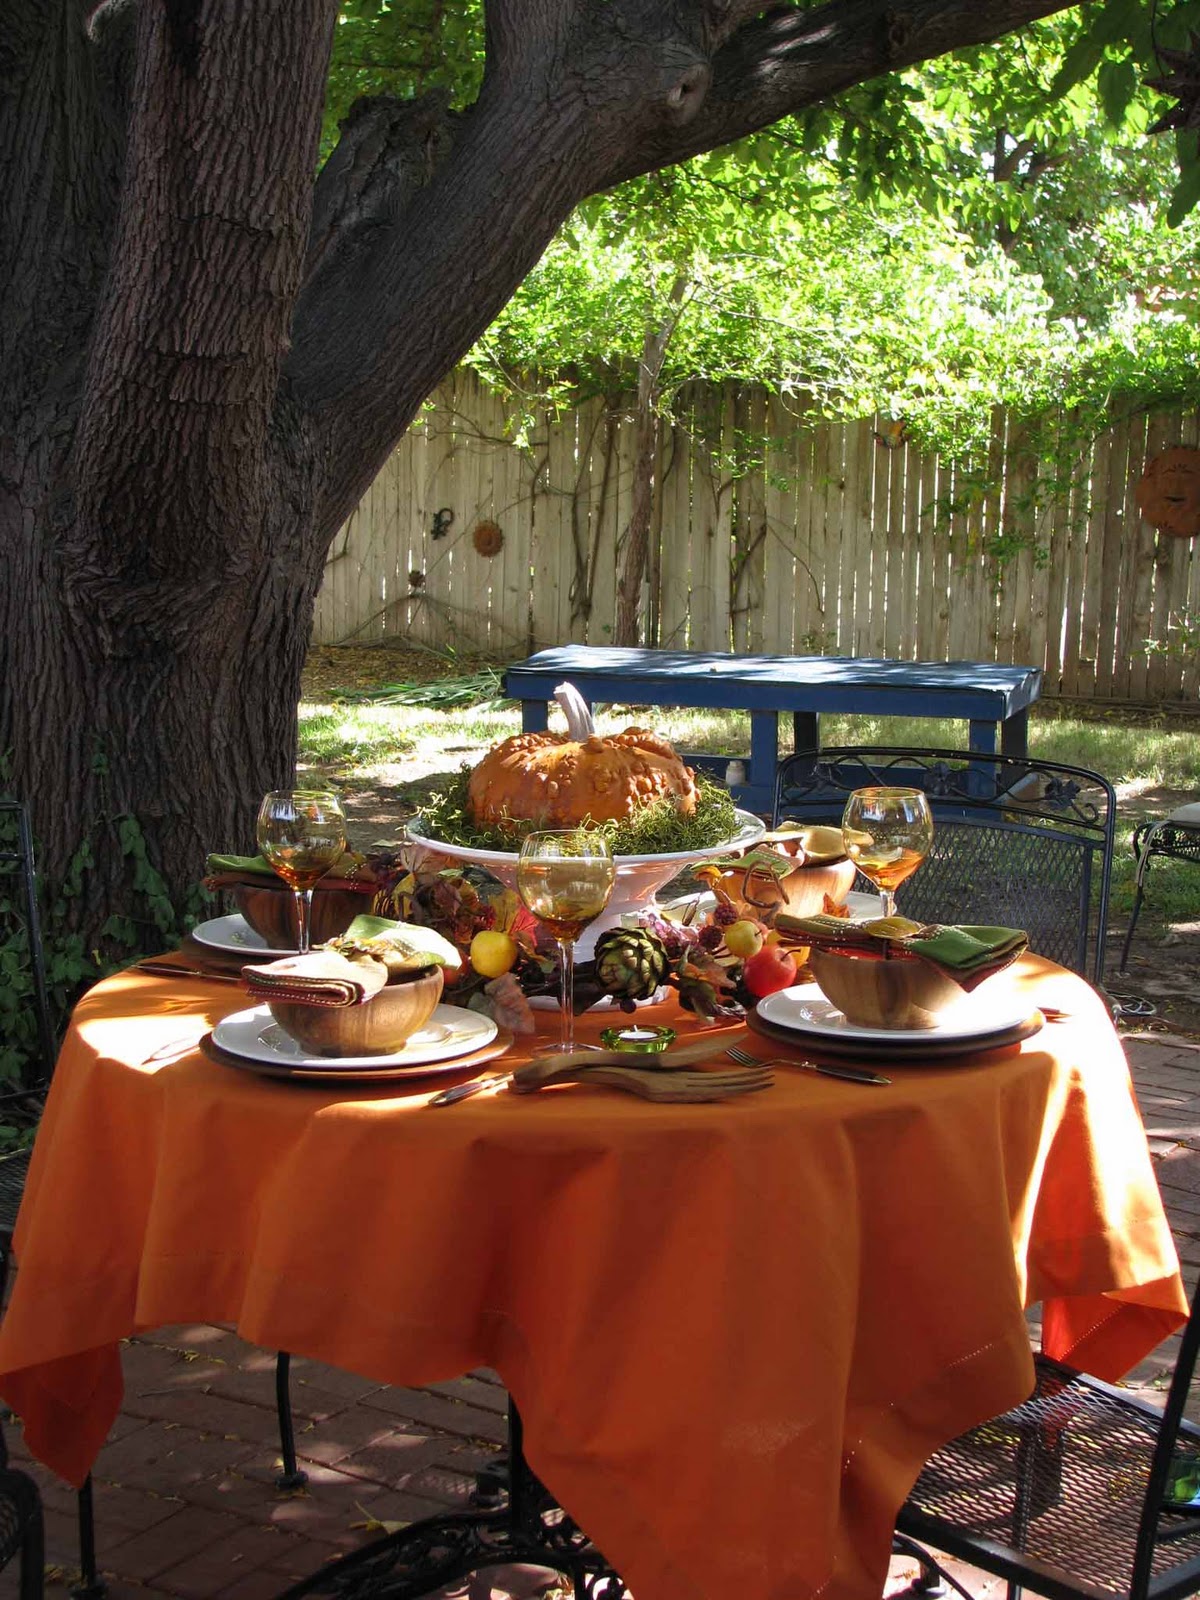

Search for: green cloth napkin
xmin=900 ymin=924 xmax=1028 ymax=974
xmin=334 ymin=915 xmax=463 ymax=971
xmin=203 ymin=850 xmax=372 ymax=888
xmin=205 ymin=852 xmax=277 ymax=878
xmin=777 ymin=911 xmax=1028 ymax=991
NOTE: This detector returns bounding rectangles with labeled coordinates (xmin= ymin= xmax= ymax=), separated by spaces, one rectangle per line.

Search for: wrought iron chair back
xmin=1119 ymin=813 xmax=1200 ymax=971
xmin=0 ymin=1446 xmax=44 ymax=1600
xmin=894 ymin=1273 xmax=1200 ymax=1600
xmin=772 ymin=747 xmax=1116 ymax=984
xmin=0 ymin=798 xmax=100 ymax=1597
xmin=0 ymin=800 xmax=55 ymax=1092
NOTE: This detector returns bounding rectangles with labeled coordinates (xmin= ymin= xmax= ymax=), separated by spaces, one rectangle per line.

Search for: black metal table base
xmin=278 ymin=1403 xmax=627 ymax=1600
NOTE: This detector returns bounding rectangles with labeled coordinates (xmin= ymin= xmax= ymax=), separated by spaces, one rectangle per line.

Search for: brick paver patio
xmin=4 ymin=1024 xmax=1199 ymax=1600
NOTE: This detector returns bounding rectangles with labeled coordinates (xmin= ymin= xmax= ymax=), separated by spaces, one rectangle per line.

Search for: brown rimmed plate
xmin=200 ymin=1024 xmax=514 ymax=1085
xmin=747 ymin=1000 xmax=1043 ymax=1064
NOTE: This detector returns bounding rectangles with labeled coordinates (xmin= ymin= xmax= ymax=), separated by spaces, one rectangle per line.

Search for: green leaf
xmin=1167 ymin=160 xmax=1200 ymax=227
xmin=1049 ymin=34 xmax=1105 ymax=99
xmin=1097 ymin=57 xmax=1138 ymax=127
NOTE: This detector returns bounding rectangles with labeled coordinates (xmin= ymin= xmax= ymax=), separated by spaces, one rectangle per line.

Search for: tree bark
xmin=0 ymin=0 xmax=1082 ymax=954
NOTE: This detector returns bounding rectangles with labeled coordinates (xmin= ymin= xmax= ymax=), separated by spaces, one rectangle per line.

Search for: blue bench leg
xmin=748 ymin=712 xmax=780 ymax=816
xmin=1000 ymin=709 xmax=1028 ymax=758
xmin=792 ymin=711 xmax=818 ymax=755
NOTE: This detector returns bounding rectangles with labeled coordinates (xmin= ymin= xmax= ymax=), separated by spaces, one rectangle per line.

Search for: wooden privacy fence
xmin=312 ymin=370 xmax=1200 ymax=706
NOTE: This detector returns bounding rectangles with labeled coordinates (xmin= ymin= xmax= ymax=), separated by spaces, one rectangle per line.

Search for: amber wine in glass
xmin=516 ymin=830 xmax=616 ymax=1054
xmin=841 ymin=787 xmax=934 ymax=920
xmin=256 ymin=789 xmax=347 ymax=954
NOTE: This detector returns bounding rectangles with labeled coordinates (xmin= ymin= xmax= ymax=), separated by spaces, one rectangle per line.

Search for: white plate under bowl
xmin=843 ymin=890 xmax=885 ymax=918
xmin=755 ymin=982 xmax=1034 ymax=1047
xmin=657 ymin=888 xmax=883 ymax=922
xmin=192 ymin=914 xmax=296 ymax=959
xmin=212 ymin=1003 xmax=498 ymax=1071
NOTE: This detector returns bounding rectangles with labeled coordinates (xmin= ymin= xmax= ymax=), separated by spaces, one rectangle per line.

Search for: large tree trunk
xmin=0 ymin=0 xmax=1080 ymax=955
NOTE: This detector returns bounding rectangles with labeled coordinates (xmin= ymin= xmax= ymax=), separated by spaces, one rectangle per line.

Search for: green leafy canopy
xmin=323 ymin=3 xmax=1200 ymax=467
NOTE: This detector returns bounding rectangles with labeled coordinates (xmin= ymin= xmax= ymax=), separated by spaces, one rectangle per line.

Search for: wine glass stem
xmin=879 ymin=888 xmax=896 ymax=919
xmin=558 ymin=938 xmax=576 ymax=1052
xmin=295 ymin=888 xmax=314 ymax=955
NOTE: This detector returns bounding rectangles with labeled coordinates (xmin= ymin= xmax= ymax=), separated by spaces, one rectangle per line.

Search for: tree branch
xmin=305 ymin=90 xmax=455 ymax=280
xmin=288 ymin=0 xmax=731 ymax=533
xmin=599 ymin=0 xmax=1079 ymax=188
xmin=288 ymin=0 xmax=1080 ymax=543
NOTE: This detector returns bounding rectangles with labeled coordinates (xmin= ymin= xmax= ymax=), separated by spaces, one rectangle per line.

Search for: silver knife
xmin=137 ymin=961 xmax=244 ymax=985
xmin=429 ymin=1073 xmax=510 ymax=1106
xmin=793 ymin=1058 xmax=890 ymax=1086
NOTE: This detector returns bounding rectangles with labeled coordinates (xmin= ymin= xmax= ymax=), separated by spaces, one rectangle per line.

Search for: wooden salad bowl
xmin=267 ymin=966 xmax=445 ymax=1057
xmin=718 ymin=855 xmax=857 ymax=923
xmin=234 ymin=882 xmax=366 ymax=949
xmin=808 ymin=947 xmax=964 ymax=1031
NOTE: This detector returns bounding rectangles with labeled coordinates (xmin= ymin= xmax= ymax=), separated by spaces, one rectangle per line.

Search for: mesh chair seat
xmin=900 ymin=1357 xmax=1200 ymax=1600
xmin=898 ymin=1270 xmax=1200 ymax=1600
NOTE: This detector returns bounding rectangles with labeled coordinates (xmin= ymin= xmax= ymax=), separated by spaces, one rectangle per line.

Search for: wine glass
xmin=841 ymin=787 xmax=934 ymax=920
xmin=256 ymin=789 xmax=347 ymax=954
xmin=516 ymin=830 xmax=616 ymax=1055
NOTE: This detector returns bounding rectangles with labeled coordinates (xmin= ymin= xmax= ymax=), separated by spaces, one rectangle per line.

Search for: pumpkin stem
xmin=554 ymin=682 xmax=595 ymax=741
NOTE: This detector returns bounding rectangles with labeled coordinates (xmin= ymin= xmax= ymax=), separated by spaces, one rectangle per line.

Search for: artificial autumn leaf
xmin=675 ymin=946 xmax=741 ymax=1020
xmin=484 ymin=972 xmax=538 ymax=1034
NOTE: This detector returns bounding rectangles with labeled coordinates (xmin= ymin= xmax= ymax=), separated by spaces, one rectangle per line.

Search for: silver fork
xmin=725 ymin=1043 xmax=890 ymax=1087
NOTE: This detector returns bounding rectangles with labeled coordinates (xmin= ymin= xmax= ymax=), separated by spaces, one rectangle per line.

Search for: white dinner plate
xmin=212 ymin=1003 xmax=498 ymax=1072
xmin=192 ymin=914 xmax=296 ymax=959
xmin=755 ymin=982 xmax=1035 ymax=1047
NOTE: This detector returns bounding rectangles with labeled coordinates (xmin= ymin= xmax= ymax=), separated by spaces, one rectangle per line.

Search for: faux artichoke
xmin=593 ymin=927 xmax=670 ymax=1004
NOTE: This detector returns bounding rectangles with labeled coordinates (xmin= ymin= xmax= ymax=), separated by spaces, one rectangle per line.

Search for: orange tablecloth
xmin=0 ymin=957 xmax=1185 ymax=1600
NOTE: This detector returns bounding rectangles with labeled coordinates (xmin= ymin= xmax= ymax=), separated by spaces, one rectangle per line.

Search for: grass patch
xmin=298 ymin=705 xmax=420 ymax=767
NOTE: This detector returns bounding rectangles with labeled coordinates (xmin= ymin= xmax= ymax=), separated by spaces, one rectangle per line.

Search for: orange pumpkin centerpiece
xmin=467 ymin=684 xmax=698 ymax=833
xmin=469 ymin=728 xmax=697 ymax=830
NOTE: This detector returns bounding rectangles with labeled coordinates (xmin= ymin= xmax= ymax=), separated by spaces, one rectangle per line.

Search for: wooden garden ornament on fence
xmin=1136 ymin=446 xmax=1200 ymax=537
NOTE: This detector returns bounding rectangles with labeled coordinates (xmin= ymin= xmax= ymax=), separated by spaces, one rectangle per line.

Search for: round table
xmin=0 ymin=956 xmax=1185 ymax=1600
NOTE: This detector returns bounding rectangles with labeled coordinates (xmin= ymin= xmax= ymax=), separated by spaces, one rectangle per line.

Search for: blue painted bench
xmin=503 ymin=646 xmax=1044 ymax=816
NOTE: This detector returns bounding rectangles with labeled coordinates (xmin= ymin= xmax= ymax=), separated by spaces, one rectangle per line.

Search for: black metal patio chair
xmin=894 ymin=1274 xmax=1200 ymax=1600
xmin=772 ymin=747 xmax=1116 ymax=986
xmin=0 ymin=799 xmax=102 ymax=1597
xmin=0 ymin=1431 xmax=45 ymax=1600
xmin=1118 ymin=805 xmax=1200 ymax=973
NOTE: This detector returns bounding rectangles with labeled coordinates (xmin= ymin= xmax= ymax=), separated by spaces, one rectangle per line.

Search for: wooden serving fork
xmin=509 ymin=1059 xmax=773 ymax=1103
xmin=429 ymin=1033 xmax=761 ymax=1106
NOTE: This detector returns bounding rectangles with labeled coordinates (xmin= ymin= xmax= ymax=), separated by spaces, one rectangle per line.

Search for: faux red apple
xmin=741 ymin=942 xmax=799 ymax=998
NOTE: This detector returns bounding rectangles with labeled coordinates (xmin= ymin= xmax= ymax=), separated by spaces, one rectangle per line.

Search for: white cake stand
xmin=403 ymin=810 xmax=765 ymax=961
